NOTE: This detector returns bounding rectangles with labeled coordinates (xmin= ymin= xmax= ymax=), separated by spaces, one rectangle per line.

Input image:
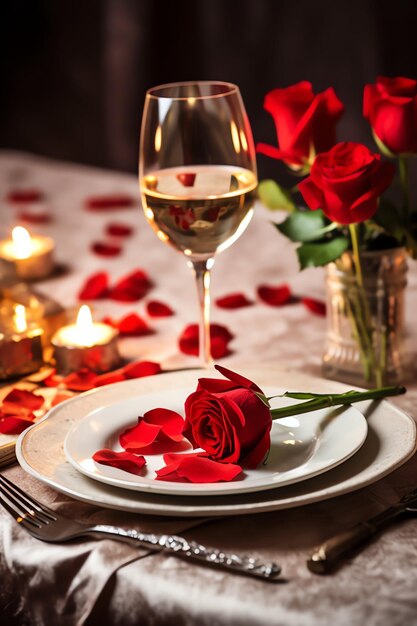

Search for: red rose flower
xmin=364 ymin=76 xmax=417 ymax=155
xmin=298 ymin=142 xmax=395 ymax=224
xmin=183 ymin=365 xmax=271 ymax=469
xmin=257 ymin=81 xmax=344 ymax=168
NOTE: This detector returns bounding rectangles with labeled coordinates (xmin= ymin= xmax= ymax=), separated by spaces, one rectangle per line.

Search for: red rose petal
xmin=6 ymin=189 xmax=44 ymax=204
xmin=106 ymin=223 xmax=134 ymax=237
xmin=120 ymin=409 xmax=185 ymax=453
xmin=257 ymin=284 xmax=292 ymax=306
xmin=122 ymin=361 xmax=162 ymax=379
xmin=156 ymin=454 xmax=242 ymax=483
xmin=63 ymin=368 xmax=97 ymax=391
xmin=85 ymin=194 xmax=135 ymax=211
xmin=92 ymin=369 xmax=126 ymax=387
xmin=176 ymin=173 xmax=196 ymax=187
xmin=79 ymin=272 xmax=109 ymax=300
xmin=92 ymin=449 xmax=146 ymax=475
xmin=120 ymin=420 xmax=163 ymax=450
xmin=118 ymin=313 xmax=153 ymax=337
xmin=3 ymin=388 xmax=44 ymax=411
xmin=142 ymin=408 xmax=184 ymax=441
xmin=215 ymin=293 xmax=254 ymax=309
xmin=0 ymin=413 xmax=36 ymax=435
xmin=91 ymin=242 xmax=123 ymax=257
xmin=146 ymin=300 xmax=174 ymax=318
xmin=51 ymin=392 xmax=74 ymax=407
xmin=17 ymin=210 xmax=52 ymax=224
xmin=178 ymin=324 xmax=233 ymax=358
xmin=110 ymin=269 xmax=153 ymax=302
xmin=43 ymin=373 xmax=63 ymax=387
xmin=302 ymin=297 xmax=326 ymax=317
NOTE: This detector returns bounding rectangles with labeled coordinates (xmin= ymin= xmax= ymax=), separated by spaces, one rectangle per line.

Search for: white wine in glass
xmin=139 ymin=81 xmax=257 ymax=365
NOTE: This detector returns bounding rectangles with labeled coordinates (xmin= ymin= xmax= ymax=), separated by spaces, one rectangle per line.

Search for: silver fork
xmin=0 ymin=474 xmax=281 ymax=581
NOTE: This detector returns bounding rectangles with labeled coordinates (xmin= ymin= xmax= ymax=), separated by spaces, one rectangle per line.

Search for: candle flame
xmin=12 ymin=226 xmax=33 ymax=259
xmin=76 ymin=305 xmax=94 ymax=346
xmin=14 ymin=304 xmax=27 ymax=333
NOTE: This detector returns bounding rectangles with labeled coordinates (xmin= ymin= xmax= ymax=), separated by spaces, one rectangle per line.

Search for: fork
xmin=0 ymin=474 xmax=281 ymax=581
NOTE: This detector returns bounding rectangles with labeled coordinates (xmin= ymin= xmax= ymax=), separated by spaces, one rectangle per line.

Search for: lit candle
xmin=51 ymin=305 xmax=120 ymax=374
xmin=0 ymin=304 xmax=44 ymax=380
xmin=0 ymin=226 xmax=55 ymax=280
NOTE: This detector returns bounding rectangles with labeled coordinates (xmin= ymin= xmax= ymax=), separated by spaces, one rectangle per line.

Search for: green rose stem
xmin=268 ymin=385 xmax=406 ymax=420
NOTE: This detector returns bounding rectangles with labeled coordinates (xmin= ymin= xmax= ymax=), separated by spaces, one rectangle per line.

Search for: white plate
xmin=63 ymin=385 xmax=367 ymax=496
xmin=16 ymin=368 xmax=417 ymax=517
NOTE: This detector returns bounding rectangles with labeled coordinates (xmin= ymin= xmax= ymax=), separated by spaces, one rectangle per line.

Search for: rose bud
xmin=257 ymin=81 xmax=344 ymax=169
xmin=183 ymin=365 xmax=272 ymax=469
xmin=298 ymin=142 xmax=395 ymax=224
xmin=364 ymin=76 xmax=417 ymax=155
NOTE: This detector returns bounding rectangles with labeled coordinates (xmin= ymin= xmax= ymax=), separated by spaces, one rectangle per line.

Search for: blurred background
xmin=1 ymin=0 xmax=417 ymax=182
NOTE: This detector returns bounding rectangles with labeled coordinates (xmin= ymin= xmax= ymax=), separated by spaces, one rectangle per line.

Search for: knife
xmin=307 ymin=487 xmax=417 ymax=574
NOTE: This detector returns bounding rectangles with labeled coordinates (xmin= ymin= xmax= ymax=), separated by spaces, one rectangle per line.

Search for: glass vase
xmin=322 ymin=248 xmax=407 ymax=388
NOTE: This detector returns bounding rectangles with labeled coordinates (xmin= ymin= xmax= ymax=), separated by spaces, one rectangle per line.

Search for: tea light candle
xmin=0 ymin=226 xmax=55 ymax=280
xmin=51 ymin=305 xmax=120 ymax=375
xmin=0 ymin=304 xmax=44 ymax=380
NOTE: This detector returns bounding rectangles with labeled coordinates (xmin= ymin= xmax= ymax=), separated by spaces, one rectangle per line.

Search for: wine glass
xmin=139 ymin=81 xmax=257 ymax=365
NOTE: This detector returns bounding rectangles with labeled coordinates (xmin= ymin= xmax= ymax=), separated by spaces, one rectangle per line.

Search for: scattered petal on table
xmin=122 ymin=361 xmax=162 ymax=379
xmin=118 ymin=313 xmax=154 ymax=336
xmin=78 ymin=271 xmax=109 ymax=300
xmin=302 ymin=297 xmax=326 ymax=317
xmin=51 ymin=392 xmax=74 ymax=407
xmin=146 ymin=300 xmax=174 ymax=318
xmin=156 ymin=453 xmax=242 ymax=483
xmin=6 ymin=189 xmax=44 ymax=204
xmin=106 ymin=223 xmax=134 ymax=237
xmin=110 ymin=269 xmax=153 ymax=302
xmin=3 ymin=388 xmax=44 ymax=411
xmin=17 ymin=209 xmax=52 ymax=224
xmin=176 ymin=173 xmax=196 ymax=187
xmin=92 ymin=449 xmax=146 ymax=475
xmin=85 ymin=194 xmax=135 ymax=211
xmin=0 ymin=413 xmax=36 ymax=435
xmin=257 ymin=283 xmax=292 ymax=306
xmin=91 ymin=242 xmax=123 ymax=257
xmin=92 ymin=369 xmax=126 ymax=387
xmin=215 ymin=293 xmax=254 ymax=309
xmin=178 ymin=323 xmax=234 ymax=359
xmin=63 ymin=368 xmax=97 ymax=391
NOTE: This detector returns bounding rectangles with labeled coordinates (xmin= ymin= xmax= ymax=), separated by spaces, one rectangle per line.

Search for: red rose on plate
xmin=364 ymin=76 xmax=417 ymax=155
xmin=257 ymin=81 xmax=344 ymax=168
xmin=298 ymin=142 xmax=395 ymax=224
xmin=183 ymin=365 xmax=271 ymax=469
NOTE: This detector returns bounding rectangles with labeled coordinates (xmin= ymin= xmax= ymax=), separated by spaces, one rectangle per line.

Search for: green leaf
xmin=297 ymin=237 xmax=349 ymax=269
xmin=276 ymin=209 xmax=326 ymax=243
xmin=258 ymin=179 xmax=296 ymax=212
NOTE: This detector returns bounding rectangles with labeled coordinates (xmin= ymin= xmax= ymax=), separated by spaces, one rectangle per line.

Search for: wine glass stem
xmin=188 ymin=258 xmax=215 ymax=367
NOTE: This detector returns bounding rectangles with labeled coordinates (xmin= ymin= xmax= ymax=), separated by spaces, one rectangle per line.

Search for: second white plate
xmin=63 ymin=384 xmax=368 ymax=496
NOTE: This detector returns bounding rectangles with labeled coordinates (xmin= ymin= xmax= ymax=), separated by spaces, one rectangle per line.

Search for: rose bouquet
xmin=257 ymin=78 xmax=417 ymax=387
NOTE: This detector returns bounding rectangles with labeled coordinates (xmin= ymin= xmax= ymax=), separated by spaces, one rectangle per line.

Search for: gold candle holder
xmin=0 ymin=304 xmax=44 ymax=380
xmin=51 ymin=305 xmax=120 ymax=375
xmin=0 ymin=226 xmax=55 ymax=280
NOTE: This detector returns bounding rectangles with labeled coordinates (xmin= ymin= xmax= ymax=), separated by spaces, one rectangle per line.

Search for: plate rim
xmin=15 ymin=368 xmax=417 ymax=517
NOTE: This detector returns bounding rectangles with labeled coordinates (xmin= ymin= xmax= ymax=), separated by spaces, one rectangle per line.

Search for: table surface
xmin=1 ymin=151 xmax=417 ymax=626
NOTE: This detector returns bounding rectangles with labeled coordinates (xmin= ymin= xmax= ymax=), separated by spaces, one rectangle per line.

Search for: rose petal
xmin=6 ymin=189 xmax=44 ymax=204
xmin=17 ymin=210 xmax=52 ymax=224
xmin=0 ymin=413 xmax=36 ymax=434
xmin=146 ymin=300 xmax=174 ymax=318
xmin=92 ymin=449 xmax=146 ymax=475
xmin=92 ymin=369 xmax=126 ymax=387
xmin=176 ymin=173 xmax=196 ymax=187
xmin=3 ymin=388 xmax=44 ymax=411
xmin=110 ymin=269 xmax=153 ymax=302
xmin=51 ymin=392 xmax=74 ymax=407
xmin=91 ymin=242 xmax=123 ymax=257
xmin=142 ymin=408 xmax=184 ymax=441
xmin=156 ymin=454 xmax=242 ymax=483
xmin=302 ymin=297 xmax=326 ymax=316
xmin=79 ymin=272 xmax=109 ymax=300
xmin=178 ymin=324 xmax=233 ymax=358
xmin=106 ymin=223 xmax=134 ymax=237
xmin=122 ymin=361 xmax=162 ymax=379
xmin=85 ymin=195 xmax=135 ymax=211
xmin=120 ymin=420 xmax=163 ymax=450
xmin=215 ymin=293 xmax=253 ymax=309
xmin=63 ymin=368 xmax=97 ymax=391
xmin=257 ymin=284 xmax=292 ymax=306
xmin=118 ymin=313 xmax=154 ymax=337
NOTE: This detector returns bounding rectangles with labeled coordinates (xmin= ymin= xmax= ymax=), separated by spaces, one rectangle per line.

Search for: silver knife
xmin=307 ymin=487 xmax=417 ymax=574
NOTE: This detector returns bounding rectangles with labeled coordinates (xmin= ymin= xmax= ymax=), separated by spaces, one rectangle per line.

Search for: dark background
xmin=1 ymin=0 xmax=417 ymax=182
